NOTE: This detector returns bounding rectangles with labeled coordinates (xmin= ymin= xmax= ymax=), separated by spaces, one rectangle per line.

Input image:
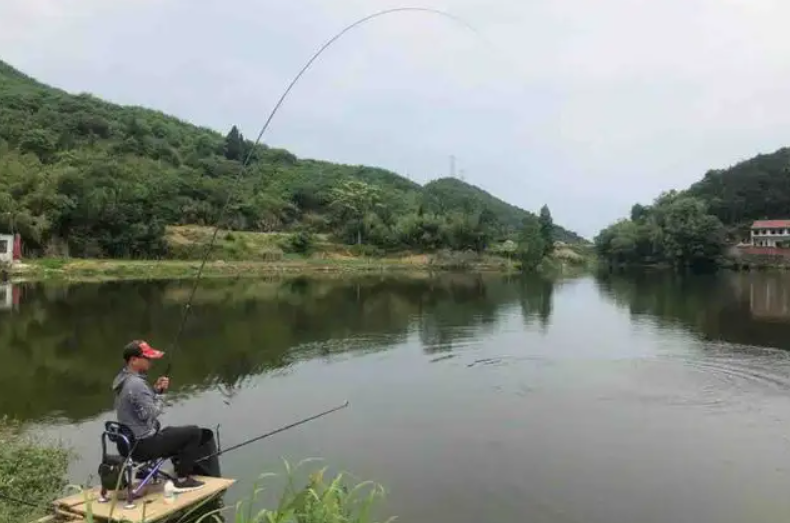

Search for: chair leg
xmin=124 ymin=461 xmax=136 ymax=510
xmin=132 ymin=460 xmax=166 ymax=497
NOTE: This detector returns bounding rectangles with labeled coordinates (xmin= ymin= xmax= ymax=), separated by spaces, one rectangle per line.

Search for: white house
xmin=0 ymin=234 xmax=12 ymax=263
xmin=750 ymin=220 xmax=790 ymax=247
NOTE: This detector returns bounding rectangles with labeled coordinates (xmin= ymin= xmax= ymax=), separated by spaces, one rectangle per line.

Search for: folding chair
xmin=98 ymin=421 xmax=174 ymax=509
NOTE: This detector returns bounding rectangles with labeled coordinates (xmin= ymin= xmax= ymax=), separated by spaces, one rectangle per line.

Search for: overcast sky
xmin=2 ymin=0 xmax=789 ymax=238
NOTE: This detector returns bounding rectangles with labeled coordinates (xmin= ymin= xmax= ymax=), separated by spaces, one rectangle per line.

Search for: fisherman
xmin=112 ymin=340 xmax=207 ymax=492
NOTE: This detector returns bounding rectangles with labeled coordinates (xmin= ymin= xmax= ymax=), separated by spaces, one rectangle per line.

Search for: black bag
xmin=172 ymin=428 xmax=222 ymax=478
xmin=194 ymin=428 xmax=221 ymax=477
xmin=98 ymin=454 xmax=128 ymax=491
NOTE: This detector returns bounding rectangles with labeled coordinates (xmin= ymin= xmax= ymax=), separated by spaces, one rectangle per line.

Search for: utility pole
xmin=450 ymin=155 xmax=456 ymax=178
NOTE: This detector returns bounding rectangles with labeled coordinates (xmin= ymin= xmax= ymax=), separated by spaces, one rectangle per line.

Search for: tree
xmin=330 ymin=180 xmax=384 ymax=245
xmin=538 ymin=204 xmax=554 ymax=256
xmin=517 ymin=215 xmax=546 ymax=271
xmin=661 ymin=196 xmax=726 ymax=268
xmin=224 ymin=125 xmax=244 ymax=162
xmin=18 ymin=129 xmax=56 ymax=163
xmin=595 ymin=194 xmax=725 ymax=269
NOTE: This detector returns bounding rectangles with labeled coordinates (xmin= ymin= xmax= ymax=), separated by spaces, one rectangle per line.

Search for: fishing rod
xmin=196 ymin=400 xmax=350 ymax=463
xmin=163 ymin=6 xmax=482 ymax=376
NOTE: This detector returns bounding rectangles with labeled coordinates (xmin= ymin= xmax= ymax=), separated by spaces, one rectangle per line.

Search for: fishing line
xmin=163 ymin=6 xmax=485 ymax=375
xmin=196 ymin=400 xmax=349 ymax=463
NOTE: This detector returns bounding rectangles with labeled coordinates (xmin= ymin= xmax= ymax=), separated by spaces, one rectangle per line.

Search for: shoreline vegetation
xmin=594 ymin=147 xmax=790 ymax=272
xmin=8 ymin=248 xmax=593 ymax=283
xmin=1 ymin=419 xmax=393 ymax=523
xmin=6 ymin=226 xmax=595 ymax=283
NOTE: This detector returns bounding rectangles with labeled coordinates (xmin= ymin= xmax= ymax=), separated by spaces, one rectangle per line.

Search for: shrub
xmin=279 ymin=231 xmax=316 ymax=255
xmin=0 ymin=418 xmax=72 ymax=522
xmin=430 ymin=249 xmax=480 ymax=270
xmin=261 ymin=248 xmax=285 ymax=262
xmin=348 ymin=244 xmax=384 ymax=258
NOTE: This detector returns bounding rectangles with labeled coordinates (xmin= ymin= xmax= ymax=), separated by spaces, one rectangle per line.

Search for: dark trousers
xmin=133 ymin=425 xmax=220 ymax=478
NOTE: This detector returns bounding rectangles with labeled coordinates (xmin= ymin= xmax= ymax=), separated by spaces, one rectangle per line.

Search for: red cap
xmin=123 ymin=340 xmax=165 ymax=361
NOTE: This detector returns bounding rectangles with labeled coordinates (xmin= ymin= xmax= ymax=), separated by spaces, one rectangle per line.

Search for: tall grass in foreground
xmin=0 ymin=417 xmax=72 ymax=522
xmin=70 ymin=458 xmax=394 ymax=523
xmin=191 ymin=458 xmax=395 ymax=523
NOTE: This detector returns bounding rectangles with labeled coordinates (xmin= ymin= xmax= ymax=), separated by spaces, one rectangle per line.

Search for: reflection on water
xmin=0 ymin=274 xmax=556 ymax=423
xmin=0 ymin=282 xmax=18 ymax=311
xmin=594 ymin=270 xmax=790 ymax=350
xmin=7 ymin=272 xmax=790 ymax=523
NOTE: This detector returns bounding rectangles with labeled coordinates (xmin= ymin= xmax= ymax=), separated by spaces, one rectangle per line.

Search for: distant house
xmin=750 ymin=220 xmax=790 ymax=247
xmin=0 ymin=234 xmax=13 ymax=263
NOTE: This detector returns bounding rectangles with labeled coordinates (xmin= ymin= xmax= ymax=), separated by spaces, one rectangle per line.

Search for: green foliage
xmin=0 ymin=58 xmax=585 ymax=260
xmin=430 ymin=249 xmax=482 ymax=270
xmin=0 ymin=418 xmax=72 ymax=522
xmin=281 ymin=230 xmax=317 ymax=255
xmin=422 ymin=178 xmax=584 ymax=244
xmin=517 ymin=215 xmax=546 ymax=271
xmin=188 ymin=459 xmax=393 ymax=523
xmin=489 ymin=239 xmax=517 ymax=259
xmin=538 ymin=204 xmax=554 ymax=256
xmin=686 ymin=147 xmax=790 ymax=230
xmin=595 ymin=192 xmax=726 ymax=269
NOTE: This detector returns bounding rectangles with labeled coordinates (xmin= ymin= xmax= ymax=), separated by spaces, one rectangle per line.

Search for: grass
xmin=12 ymin=253 xmax=520 ymax=283
xmin=8 ymin=227 xmax=594 ymax=283
xmin=54 ymin=459 xmax=392 ymax=523
xmin=190 ymin=459 xmax=393 ymax=523
xmin=0 ymin=417 xmax=73 ymax=523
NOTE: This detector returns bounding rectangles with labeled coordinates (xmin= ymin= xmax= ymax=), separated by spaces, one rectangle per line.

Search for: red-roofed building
xmin=751 ymin=220 xmax=790 ymax=247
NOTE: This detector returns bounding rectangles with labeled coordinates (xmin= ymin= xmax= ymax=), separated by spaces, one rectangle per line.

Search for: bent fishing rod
xmin=162 ymin=6 xmax=482 ymax=376
xmin=196 ymin=400 xmax=349 ymax=463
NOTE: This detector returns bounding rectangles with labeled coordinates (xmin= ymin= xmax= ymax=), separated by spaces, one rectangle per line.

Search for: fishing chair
xmin=98 ymin=421 xmax=174 ymax=509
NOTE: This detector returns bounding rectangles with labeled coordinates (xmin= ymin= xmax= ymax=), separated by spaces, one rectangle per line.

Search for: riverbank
xmin=8 ymin=255 xmax=518 ymax=282
xmin=8 ymin=251 xmax=592 ymax=283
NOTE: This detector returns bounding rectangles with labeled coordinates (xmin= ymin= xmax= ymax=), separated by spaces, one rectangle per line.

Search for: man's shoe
xmin=172 ymin=477 xmax=205 ymax=493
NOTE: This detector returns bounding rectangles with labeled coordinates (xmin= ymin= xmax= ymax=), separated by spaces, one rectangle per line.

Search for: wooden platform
xmin=52 ymin=476 xmax=236 ymax=523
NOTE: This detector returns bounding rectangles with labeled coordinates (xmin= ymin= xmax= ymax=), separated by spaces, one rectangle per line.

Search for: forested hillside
xmin=0 ymin=59 xmax=583 ymax=259
xmin=594 ymin=146 xmax=790 ymax=268
xmin=686 ymin=147 xmax=790 ymax=237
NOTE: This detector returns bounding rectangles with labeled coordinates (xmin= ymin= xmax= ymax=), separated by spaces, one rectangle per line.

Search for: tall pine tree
xmin=224 ymin=125 xmax=244 ymax=161
xmin=538 ymin=204 xmax=554 ymax=256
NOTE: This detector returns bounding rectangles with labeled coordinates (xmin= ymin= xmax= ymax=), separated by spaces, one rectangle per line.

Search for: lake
xmin=3 ymin=271 xmax=790 ymax=523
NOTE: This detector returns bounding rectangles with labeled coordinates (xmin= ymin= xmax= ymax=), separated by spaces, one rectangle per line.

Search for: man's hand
xmin=154 ymin=376 xmax=170 ymax=394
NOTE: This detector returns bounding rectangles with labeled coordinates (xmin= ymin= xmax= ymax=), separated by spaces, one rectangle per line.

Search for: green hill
xmin=0 ymin=58 xmax=584 ymax=259
xmin=422 ymin=178 xmax=585 ymax=244
xmin=685 ymin=147 xmax=790 ymax=237
xmin=594 ymin=146 xmax=790 ymax=268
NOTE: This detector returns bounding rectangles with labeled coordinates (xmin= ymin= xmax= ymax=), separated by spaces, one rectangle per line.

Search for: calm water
xmin=3 ymin=271 xmax=790 ymax=523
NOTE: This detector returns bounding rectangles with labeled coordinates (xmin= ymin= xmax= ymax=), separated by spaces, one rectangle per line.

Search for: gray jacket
xmin=112 ymin=367 xmax=165 ymax=440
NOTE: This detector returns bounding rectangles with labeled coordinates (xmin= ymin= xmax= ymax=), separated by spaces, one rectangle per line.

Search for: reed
xmin=191 ymin=458 xmax=394 ymax=523
xmin=69 ymin=458 xmax=394 ymax=523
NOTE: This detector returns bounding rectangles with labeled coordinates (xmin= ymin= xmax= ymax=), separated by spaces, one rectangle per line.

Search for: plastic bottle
xmin=163 ymin=480 xmax=176 ymax=503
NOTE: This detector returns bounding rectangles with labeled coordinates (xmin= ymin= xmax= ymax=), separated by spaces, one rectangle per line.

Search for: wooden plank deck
xmin=53 ymin=476 xmax=235 ymax=523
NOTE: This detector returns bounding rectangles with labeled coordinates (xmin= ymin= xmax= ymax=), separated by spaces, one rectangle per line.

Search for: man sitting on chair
xmin=112 ymin=340 xmax=206 ymax=492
